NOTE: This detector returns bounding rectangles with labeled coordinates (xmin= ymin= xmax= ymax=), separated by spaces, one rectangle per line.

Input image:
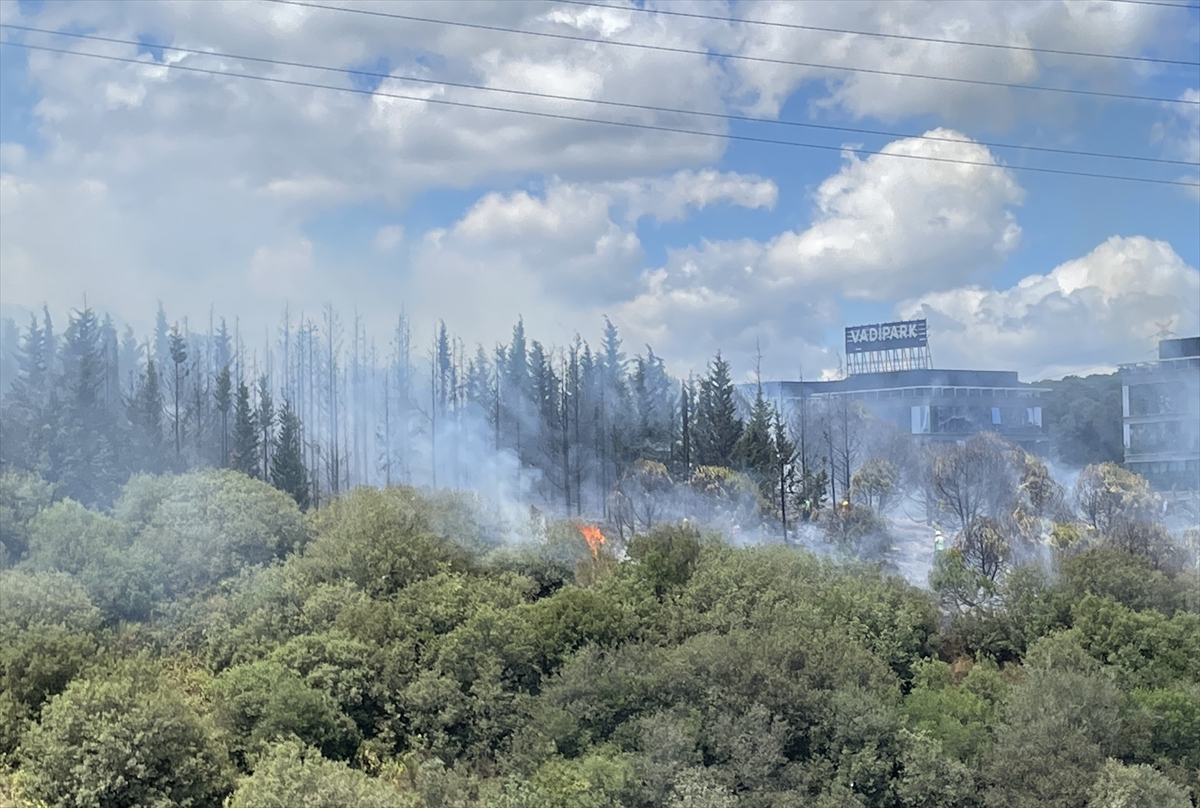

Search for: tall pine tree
xmin=127 ymin=357 xmax=166 ymax=475
xmin=257 ymin=374 xmax=275 ymax=480
xmin=214 ymin=364 xmax=231 ymax=467
xmin=168 ymin=325 xmax=188 ymax=465
xmin=271 ymin=399 xmax=310 ymax=510
xmin=58 ymin=308 xmax=122 ymax=507
xmin=695 ymin=351 xmax=742 ymax=468
xmin=771 ymin=406 xmax=797 ymax=538
xmin=736 ymin=383 xmax=776 ymax=500
xmin=230 ymin=379 xmax=259 ymax=478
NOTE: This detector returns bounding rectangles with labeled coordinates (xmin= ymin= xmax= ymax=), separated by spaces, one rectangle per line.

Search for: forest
xmin=1 ymin=304 xmax=1198 ymax=807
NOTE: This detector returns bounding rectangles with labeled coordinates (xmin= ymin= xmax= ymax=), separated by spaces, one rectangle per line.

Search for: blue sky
xmin=0 ymin=0 xmax=1197 ymax=381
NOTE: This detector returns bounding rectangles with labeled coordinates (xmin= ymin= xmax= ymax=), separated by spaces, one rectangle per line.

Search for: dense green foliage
xmin=1037 ymin=374 xmax=1124 ymax=467
xmin=0 ymin=468 xmax=1197 ymax=807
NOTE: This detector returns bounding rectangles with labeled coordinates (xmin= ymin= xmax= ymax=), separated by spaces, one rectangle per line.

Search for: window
xmin=911 ymin=405 xmax=931 ymax=434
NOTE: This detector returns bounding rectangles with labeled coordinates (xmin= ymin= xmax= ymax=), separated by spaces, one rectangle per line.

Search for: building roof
xmin=757 ymin=367 xmax=1036 ymax=397
xmin=1159 ymin=336 xmax=1200 ymax=360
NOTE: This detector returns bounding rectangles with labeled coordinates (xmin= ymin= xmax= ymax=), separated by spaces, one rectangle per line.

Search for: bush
xmin=851 ymin=457 xmax=899 ymax=514
xmin=214 ymin=659 xmax=361 ymax=766
xmin=820 ymin=503 xmax=891 ymax=558
xmin=225 ymin=741 xmax=416 ymax=808
xmin=19 ymin=660 xmax=233 ymax=808
xmin=295 ymin=487 xmax=471 ymax=597
xmin=0 ymin=571 xmax=103 ymax=757
xmin=1075 ymin=463 xmax=1158 ymax=534
xmin=0 ymin=570 xmax=101 ymax=634
xmin=627 ymin=524 xmax=703 ymax=600
xmin=23 ymin=499 xmax=163 ymax=622
xmin=1087 ymin=758 xmax=1191 ymax=808
xmin=0 ymin=471 xmax=54 ymax=568
xmin=131 ymin=470 xmax=308 ymax=595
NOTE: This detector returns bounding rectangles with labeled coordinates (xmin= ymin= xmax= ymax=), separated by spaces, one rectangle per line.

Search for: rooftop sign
xmin=845 ymin=319 xmax=928 ymax=355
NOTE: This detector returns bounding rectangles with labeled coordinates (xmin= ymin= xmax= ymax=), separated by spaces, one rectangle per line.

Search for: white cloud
xmin=373 ymin=225 xmax=405 ymax=253
xmin=720 ymin=0 xmax=1182 ymax=125
xmin=249 ymin=238 xmax=315 ymax=297
xmin=1152 ymin=87 xmax=1200 ymax=196
xmin=897 ymin=236 xmax=1200 ymax=379
xmin=613 ymin=130 xmax=1022 ymax=374
xmin=601 ymin=169 xmax=778 ymax=223
xmin=766 ymin=129 xmax=1022 ymax=299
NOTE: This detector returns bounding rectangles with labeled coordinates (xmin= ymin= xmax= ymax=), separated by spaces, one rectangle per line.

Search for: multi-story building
xmin=756 ymin=319 xmax=1049 ymax=452
xmin=1120 ymin=337 xmax=1200 ymax=493
xmin=761 ymin=368 xmax=1049 ymax=452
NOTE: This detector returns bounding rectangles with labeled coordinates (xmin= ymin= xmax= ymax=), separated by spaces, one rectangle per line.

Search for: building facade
xmin=753 ymin=319 xmax=1049 ymax=451
xmin=1120 ymin=337 xmax=1200 ymax=493
xmin=759 ymin=368 xmax=1049 ymax=452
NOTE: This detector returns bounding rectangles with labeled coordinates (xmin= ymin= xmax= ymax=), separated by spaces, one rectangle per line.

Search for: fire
xmin=578 ymin=523 xmax=605 ymax=558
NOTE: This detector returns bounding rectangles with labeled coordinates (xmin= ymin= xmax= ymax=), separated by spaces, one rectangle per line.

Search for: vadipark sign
xmin=844 ymin=319 xmax=928 ymax=354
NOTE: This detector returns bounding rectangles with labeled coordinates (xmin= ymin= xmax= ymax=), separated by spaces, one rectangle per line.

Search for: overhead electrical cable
xmin=2 ymin=38 xmax=1195 ymax=189
xmin=261 ymin=0 xmax=1198 ymax=107
xmin=3 ymin=24 xmax=1192 ymax=168
xmin=1104 ymin=0 xmax=1200 ymax=9
xmin=553 ymin=0 xmax=1200 ymax=67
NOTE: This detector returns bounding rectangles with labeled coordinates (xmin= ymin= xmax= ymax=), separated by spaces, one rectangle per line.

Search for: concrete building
xmin=755 ymin=319 xmax=1049 ymax=452
xmin=1120 ymin=336 xmax=1200 ymax=493
xmin=760 ymin=368 xmax=1049 ymax=452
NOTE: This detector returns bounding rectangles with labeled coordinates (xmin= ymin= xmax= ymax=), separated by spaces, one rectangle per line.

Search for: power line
xmin=4 ymin=23 xmax=1191 ymax=168
xmin=553 ymin=0 xmax=1200 ymax=67
xmin=3 ymin=39 xmax=1195 ymax=189
xmin=263 ymin=0 xmax=1199 ymax=107
xmin=1106 ymin=0 xmax=1200 ymax=9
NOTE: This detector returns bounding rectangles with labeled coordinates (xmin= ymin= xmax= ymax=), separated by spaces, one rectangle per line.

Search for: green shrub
xmin=19 ymin=660 xmax=233 ymax=807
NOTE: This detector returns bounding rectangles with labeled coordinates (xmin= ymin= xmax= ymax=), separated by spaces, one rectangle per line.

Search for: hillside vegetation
xmin=1 ymin=468 xmax=1198 ymax=808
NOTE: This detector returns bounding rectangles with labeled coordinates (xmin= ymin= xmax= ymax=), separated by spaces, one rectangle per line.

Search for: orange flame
xmin=578 ymin=523 xmax=605 ymax=558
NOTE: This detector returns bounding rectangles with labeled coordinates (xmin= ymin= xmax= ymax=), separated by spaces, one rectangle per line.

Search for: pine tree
xmin=214 ymin=318 xmax=232 ymax=371
xmin=465 ymin=345 xmax=493 ymax=414
xmin=230 ymin=379 xmax=259 ymax=478
xmin=0 ymin=314 xmax=54 ymax=474
xmin=58 ymin=308 xmax=121 ymax=507
xmin=695 ymin=351 xmax=742 ymax=468
xmin=99 ymin=314 xmax=121 ymax=411
xmin=168 ymin=326 xmax=188 ymax=464
xmin=677 ymin=377 xmax=693 ymax=480
xmin=436 ymin=321 xmax=454 ymax=414
xmin=506 ymin=318 xmax=529 ymax=394
xmin=257 ymin=374 xmax=275 ymax=480
xmin=128 ymin=358 xmax=166 ymax=474
xmin=118 ymin=325 xmax=140 ymax=395
xmin=271 ymin=399 xmax=310 ymax=510
xmin=153 ymin=302 xmax=171 ymax=373
xmin=772 ymin=407 xmax=797 ymax=538
xmin=633 ymin=347 xmax=673 ymax=461
xmin=214 ymin=364 xmax=232 ymax=467
xmin=736 ymin=383 xmax=776 ymax=498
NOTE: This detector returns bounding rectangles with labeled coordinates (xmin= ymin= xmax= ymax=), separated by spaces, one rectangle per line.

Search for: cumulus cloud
xmin=1152 ymin=87 xmax=1200 ymax=195
xmin=405 ymin=169 xmax=777 ymax=350
xmin=766 ymin=129 xmax=1022 ymax=299
xmin=600 ymin=169 xmax=778 ymax=223
xmin=719 ymin=0 xmax=1183 ymax=126
xmin=249 ymin=238 xmax=316 ymax=296
xmin=897 ymin=236 xmax=1200 ymax=379
xmin=373 ymin=225 xmax=405 ymax=253
xmin=613 ymin=130 xmax=1022 ymax=374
